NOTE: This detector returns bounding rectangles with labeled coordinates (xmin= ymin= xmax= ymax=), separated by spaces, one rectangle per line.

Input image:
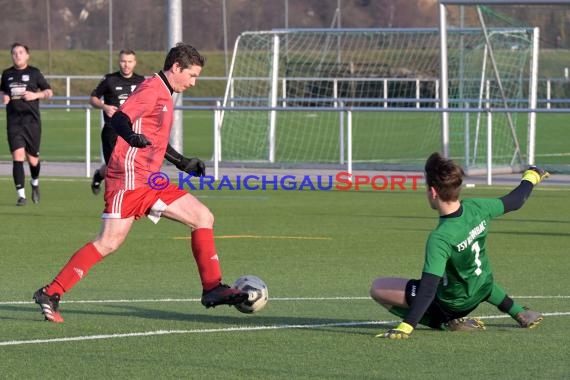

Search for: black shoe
xmin=33 ymin=288 xmax=64 ymax=323
xmin=31 ymin=184 xmax=40 ymax=203
xmin=91 ymin=169 xmax=102 ymax=195
xmin=16 ymin=197 xmax=27 ymax=206
xmin=201 ymin=283 xmax=249 ymax=308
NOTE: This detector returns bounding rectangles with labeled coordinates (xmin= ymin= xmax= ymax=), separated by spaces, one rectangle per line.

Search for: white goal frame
xmin=439 ymin=0 xmax=570 ymax=177
xmin=215 ymin=11 xmax=560 ymax=179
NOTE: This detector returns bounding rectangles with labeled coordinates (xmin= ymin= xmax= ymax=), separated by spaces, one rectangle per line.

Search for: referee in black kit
xmin=89 ymin=49 xmax=145 ymax=195
xmin=1 ymin=43 xmax=53 ymax=206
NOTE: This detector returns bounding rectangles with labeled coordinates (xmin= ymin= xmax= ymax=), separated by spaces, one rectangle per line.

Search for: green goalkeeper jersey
xmin=423 ymin=198 xmax=505 ymax=311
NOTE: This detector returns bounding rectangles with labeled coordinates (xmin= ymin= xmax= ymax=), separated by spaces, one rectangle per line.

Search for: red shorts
xmin=103 ymin=183 xmax=187 ymax=223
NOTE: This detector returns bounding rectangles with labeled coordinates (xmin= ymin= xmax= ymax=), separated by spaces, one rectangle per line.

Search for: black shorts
xmin=7 ymin=117 xmax=41 ymax=156
xmin=405 ymin=279 xmax=478 ymax=328
xmin=101 ymin=124 xmax=118 ymax=165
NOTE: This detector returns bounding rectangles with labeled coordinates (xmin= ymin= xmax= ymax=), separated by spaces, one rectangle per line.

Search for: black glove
xmin=176 ymin=157 xmax=206 ymax=177
xmin=127 ymin=133 xmax=152 ymax=148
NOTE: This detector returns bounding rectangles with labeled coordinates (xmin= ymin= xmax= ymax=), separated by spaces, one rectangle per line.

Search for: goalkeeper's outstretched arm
xmin=500 ymin=166 xmax=549 ymax=213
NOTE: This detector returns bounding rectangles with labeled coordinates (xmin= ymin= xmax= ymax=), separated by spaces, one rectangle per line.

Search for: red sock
xmin=191 ymin=228 xmax=222 ymax=291
xmin=45 ymin=243 xmax=103 ymax=296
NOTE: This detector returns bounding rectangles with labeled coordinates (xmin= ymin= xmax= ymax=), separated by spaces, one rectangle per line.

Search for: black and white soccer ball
xmin=232 ymin=275 xmax=268 ymax=314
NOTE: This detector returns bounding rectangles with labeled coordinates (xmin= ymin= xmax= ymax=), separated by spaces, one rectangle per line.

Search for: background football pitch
xmin=0 ymin=109 xmax=568 ymax=170
xmin=0 ymin=178 xmax=568 ymax=379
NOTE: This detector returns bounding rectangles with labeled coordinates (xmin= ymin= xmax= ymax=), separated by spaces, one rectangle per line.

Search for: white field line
xmin=2 ymin=295 xmax=570 ymax=305
xmin=0 ymin=176 xmax=569 ymax=190
xmin=1 ymin=311 xmax=570 ymax=347
xmin=0 ymin=177 xmax=87 ymax=182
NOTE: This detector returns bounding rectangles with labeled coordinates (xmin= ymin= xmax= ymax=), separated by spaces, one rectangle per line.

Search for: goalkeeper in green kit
xmin=370 ymin=152 xmax=549 ymax=339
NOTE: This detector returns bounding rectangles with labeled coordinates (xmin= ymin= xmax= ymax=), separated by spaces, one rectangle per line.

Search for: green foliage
xmin=0 ymin=179 xmax=568 ymax=378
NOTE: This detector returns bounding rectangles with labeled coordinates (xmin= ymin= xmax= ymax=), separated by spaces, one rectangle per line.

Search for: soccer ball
xmin=232 ymin=275 xmax=268 ymax=314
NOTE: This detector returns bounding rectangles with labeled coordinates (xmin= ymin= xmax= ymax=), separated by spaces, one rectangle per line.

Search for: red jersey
xmin=106 ymin=73 xmax=173 ymax=191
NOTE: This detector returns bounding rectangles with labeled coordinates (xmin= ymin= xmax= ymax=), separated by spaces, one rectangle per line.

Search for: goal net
xmin=440 ymin=3 xmax=539 ymax=173
xmin=219 ymin=23 xmax=537 ymax=170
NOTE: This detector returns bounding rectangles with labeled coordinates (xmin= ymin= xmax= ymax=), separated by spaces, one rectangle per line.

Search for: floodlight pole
xmin=167 ymin=0 xmax=184 ymax=153
xmin=108 ymin=0 xmax=113 ymax=73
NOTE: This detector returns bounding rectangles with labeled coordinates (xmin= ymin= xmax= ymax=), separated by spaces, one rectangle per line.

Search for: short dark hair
xmin=163 ymin=43 xmax=205 ymax=71
xmin=424 ymin=152 xmax=464 ymax=201
xmin=119 ymin=49 xmax=136 ymax=56
xmin=11 ymin=43 xmax=29 ymax=54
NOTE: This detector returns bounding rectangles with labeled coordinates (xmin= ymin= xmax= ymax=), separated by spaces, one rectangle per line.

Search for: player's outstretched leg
xmin=33 ymin=288 xmax=64 ymax=323
xmin=201 ymin=284 xmax=248 ymax=308
xmin=516 ymin=308 xmax=543 ymax=328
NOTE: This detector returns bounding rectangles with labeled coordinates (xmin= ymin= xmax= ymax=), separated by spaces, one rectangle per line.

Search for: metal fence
xmin=45 ymin=75 xmax=570 ymax=109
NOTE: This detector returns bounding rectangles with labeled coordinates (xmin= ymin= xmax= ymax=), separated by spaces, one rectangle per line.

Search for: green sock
xmin=486 ymin=283 xmax=524 ymax=318
xmin=486 ymin=283 xmax=507 ymax=305
xmin=507 ymin=303 xmax=525 ymax=318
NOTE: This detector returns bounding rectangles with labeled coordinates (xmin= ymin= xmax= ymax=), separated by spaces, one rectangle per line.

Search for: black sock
xmin=13 ymin=161 xmax=25 ymax=190
xmin=29 ymin=161 xmax=41 ymax=180
xmin=497 ymin=295 xmax=514 ymax=314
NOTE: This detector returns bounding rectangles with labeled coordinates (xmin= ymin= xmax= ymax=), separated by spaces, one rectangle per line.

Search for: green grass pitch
xmin=0 ymin=178 xmax=568 ymax=379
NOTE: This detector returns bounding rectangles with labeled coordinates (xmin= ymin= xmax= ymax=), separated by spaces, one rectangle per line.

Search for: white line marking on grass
xmin=0 ymin=321 xmax=396 ymax=347
xmin=462 ymin=186 xmax=570 ymax=192
xmin=479 ymin=311 xmax=570 ymax=320
xmin=1 ymin=177 xmax=569 ymax=189
xmin=1 ymin=311 xmax=569 ymax=347
xmin=511 ymin=295 xmax=570 ymax=299
xmin=2 ymin=295 xmax=569 ymax=305
xmin=196 ymin=195 xmax=269 ymax=201
xmin=0 ymin=177 xmax=87 ymax=182
xmin=536 ymin=152 xmax=570 ymax=157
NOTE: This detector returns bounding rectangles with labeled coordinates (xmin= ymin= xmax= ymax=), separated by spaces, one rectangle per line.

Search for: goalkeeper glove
xmin=376 ymin=322 xmax=414 ymax=339
xmin=127 ymin=133 xmax=152 ymax=148
xmin=522 ymin=166 xmax=549 ymax=186
xmin=176 ymin=157 xmax=206 ymax=177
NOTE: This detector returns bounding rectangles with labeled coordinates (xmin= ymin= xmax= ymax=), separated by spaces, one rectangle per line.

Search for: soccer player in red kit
xmin=33 ymin=43 xmax=248 ymax=323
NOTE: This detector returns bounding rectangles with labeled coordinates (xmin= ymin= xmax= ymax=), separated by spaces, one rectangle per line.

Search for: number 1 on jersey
xmin=471 ymin=241 xmax=483 ymax=276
